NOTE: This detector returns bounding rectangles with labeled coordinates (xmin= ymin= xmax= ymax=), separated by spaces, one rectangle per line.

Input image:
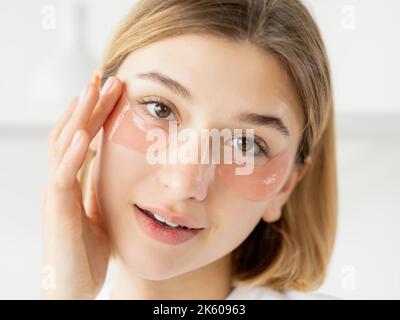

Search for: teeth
xmin=153 ymin=213 xmax=166 ymax=223
xmin=165 ymin=220 xmax=179 ymax=228
xmin=153 ymin=212 xmax=180 ymax=228
xmin=141 ymin=207 xmax=190 ymax=229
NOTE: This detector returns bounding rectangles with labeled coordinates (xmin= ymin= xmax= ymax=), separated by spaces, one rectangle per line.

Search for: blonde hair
xmin=81 ymin=0 xmax=337 ymax=292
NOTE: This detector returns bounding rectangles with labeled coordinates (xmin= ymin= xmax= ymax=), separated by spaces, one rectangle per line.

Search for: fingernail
xmin=92 ymin=74 xmax=101 ymax=88
xmin=71 ymin=131 xmax=82 ymax=148
xmin=101 ymin=77 xmax=115 ymax=95
xmin=79 ymin=84 xmax=89 ymax=104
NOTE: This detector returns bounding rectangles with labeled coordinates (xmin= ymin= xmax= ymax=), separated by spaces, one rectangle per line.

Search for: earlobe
xmin=261 ymin=199 xmax=283 ymax=223
xmin=261 ymin=209 xmax=282 ymax=223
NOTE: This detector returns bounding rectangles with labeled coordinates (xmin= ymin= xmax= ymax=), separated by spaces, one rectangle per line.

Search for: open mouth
xmin=135 ymin=204 xmax=199 ymax=231
xmin=134 ymin=204 xmax=203 ymax=245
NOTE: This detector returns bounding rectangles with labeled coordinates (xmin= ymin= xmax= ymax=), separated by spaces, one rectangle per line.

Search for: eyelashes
xmin=135 ymin=96 xmax=270 ymax=158
xmin=136 ymin=97 xmax=177 ymax=122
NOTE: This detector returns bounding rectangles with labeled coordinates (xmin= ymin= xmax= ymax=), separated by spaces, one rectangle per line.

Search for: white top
xmin=225 ymin=286 xmax=335 ymax=300
xmin=96 ymin=262 xmax=336 ymax=300
xmin=96 ymin=282 xmax=335 ymax=300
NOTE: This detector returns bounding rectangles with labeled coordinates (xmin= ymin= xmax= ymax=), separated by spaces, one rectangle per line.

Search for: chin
xmin=126 ymin=258 xmax=186 ymax=281
xmin=134 ymin=269 xmax=180 ymax=281
xmin=117 ymin=246 xmax=188 ymax=279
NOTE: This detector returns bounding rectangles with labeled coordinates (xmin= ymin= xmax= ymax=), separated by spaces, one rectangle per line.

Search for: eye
xmin=231 ymin=135 xmax=270 ymax=158
xmin=137 ymin=97 xmax=177 ymax=121
xmin=148 ymin=102 xmax=175 ymax=120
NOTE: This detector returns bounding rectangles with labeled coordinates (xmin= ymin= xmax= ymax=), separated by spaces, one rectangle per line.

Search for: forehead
xmin=118 ymin=33 xmax=303 ymax=135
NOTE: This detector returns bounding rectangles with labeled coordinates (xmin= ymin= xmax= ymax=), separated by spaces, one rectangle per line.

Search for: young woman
xmin=41 ymin=0 xmax=337 ymax=299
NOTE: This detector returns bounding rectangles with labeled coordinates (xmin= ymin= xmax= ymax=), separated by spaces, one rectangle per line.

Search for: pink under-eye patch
xmin=216 ymin=150 xmax=291 ymax=201
xmin=103 ymin=91 xmax=168 ymax=153
xmin=103 ymin=90 xmax=292 ymax=202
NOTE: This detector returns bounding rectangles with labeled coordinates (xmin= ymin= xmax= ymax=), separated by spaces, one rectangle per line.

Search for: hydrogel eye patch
xmin=216 ymin=150 xmax=291 ymax=201
xmin=103 ymin=91 xmax=167 ymax=153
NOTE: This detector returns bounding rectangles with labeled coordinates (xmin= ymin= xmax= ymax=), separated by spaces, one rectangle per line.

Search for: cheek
xmin=97 ymin=111 xmax=158 ymax=219
xmin=94 ymin=142 xmax=138 ymax=216
xmin=94 ymin=136 xmax=155 ymax=253
xmin=206 ymin=201 xmax=266 ymax=260
xmin=216 ymin=151 xmax=291 ymax=202
xmin=98 ymin=92 xmax=164 ymax=217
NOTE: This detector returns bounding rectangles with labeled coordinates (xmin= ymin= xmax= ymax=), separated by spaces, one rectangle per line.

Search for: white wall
xmin=0 ymin=0 xmax=399 ymax=299
xmin=307 ymin=0 xmax=400 ymax=115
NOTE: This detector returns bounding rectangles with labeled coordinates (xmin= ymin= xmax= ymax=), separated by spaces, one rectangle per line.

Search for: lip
xmin=136 ymin=204 xmax=204 ymax=229
xmin=134 ymin=204 xmax=204 ymax=245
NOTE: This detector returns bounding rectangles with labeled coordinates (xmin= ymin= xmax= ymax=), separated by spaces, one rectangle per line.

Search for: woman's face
xmin=93 ymin=34 xmax=305 ymax=280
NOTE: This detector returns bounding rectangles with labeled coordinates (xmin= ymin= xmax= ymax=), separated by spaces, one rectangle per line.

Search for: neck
xmin=110 ymin=253 xmax=234 ymax=299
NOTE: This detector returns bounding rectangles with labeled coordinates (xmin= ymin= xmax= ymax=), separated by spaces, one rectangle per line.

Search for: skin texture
xmin=41 ymin=33 xmax=311 ymax=300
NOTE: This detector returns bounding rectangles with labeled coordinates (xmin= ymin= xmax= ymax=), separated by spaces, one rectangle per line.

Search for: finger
xmin=91 ymin=75 xmax=101 ymax=89
xmin=83 ymin=159 xmax=107 ymax=231
xmin=47 ymin=97 xmax=79 ymax=167
xmin=48 ymin=96 xmax=79 ymax=147
xmin=91 ymin=68 xmax=104 ymax=88
xmin=53 ymin=129 xmax=90 ymax=191
xmin=87 ymin=76 xmax=123 ymax=138
xmin=55 ymin=84 xmax=99 ymax=161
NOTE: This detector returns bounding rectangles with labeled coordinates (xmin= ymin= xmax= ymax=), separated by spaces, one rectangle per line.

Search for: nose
xmin=158 ymin=162 xmax=215 ymax=201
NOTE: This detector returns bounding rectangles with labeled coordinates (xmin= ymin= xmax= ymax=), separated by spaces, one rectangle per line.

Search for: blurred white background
xmin=0 ymin=0 xmax=399 ymax=299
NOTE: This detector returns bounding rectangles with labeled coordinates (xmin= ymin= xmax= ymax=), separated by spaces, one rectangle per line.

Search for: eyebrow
xmin=135 ymin=71 xmax=290 ymax=137
xmin=135 ymin=71 xmax=192 ymax=99
xmin=236 ymin=112 xmax=290 ymax=137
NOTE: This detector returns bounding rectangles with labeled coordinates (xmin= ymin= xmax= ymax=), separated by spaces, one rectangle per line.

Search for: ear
xmin=262 ymin=155 xmax=312 ymax=223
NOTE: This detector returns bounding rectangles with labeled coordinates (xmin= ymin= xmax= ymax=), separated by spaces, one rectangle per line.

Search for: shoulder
xmin=226 ymin=285 xmax=339 ymax=300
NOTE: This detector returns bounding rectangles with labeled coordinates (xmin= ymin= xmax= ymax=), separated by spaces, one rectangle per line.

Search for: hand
xmin=40 ymin=76 xmax=123 ymax=299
